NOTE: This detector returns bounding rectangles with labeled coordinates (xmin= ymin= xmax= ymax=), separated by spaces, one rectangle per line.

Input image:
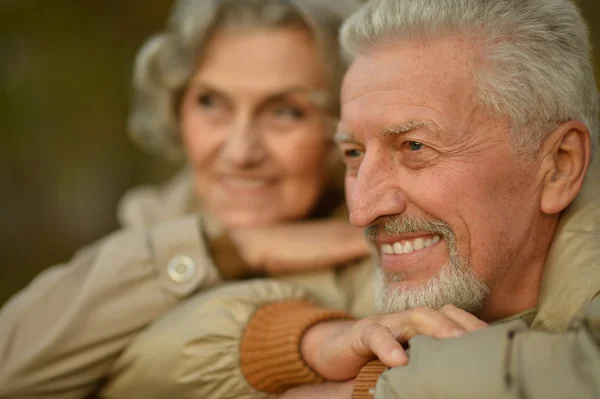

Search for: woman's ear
xmin=539 ymin=120 xmax=591 ymax=215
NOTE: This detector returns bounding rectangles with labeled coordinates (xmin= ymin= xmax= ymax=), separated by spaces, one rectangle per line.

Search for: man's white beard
xmin=374 ymin=257 xmax=489 ymax=314
xmin=369 ymin=216 xmax=490 ymax=314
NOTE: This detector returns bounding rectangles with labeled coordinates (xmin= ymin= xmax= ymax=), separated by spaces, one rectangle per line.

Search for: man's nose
xmin=221 ymin=119 xmax=266 ymax=167
xmin=348 ymin=152 xmax=407 ymax=228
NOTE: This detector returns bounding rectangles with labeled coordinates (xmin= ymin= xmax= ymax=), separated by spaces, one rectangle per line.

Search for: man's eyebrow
xmin=334 ymin=132 xmax=358 ymax=144
xmin=333 ymin=120 xmax=440 ymax=144
xmin=383 ymin=119 xmax=442 ymax=136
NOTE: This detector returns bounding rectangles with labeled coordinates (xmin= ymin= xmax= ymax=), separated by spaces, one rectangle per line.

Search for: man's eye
xmin=406 ymin=141 xmax=424 ymax=151
xmin=344 ymin=149 xmax=363 ymax=158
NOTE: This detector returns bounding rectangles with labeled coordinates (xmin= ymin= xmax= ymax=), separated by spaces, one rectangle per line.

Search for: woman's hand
xmin=230 ymin=220 xmax=370 ymax=274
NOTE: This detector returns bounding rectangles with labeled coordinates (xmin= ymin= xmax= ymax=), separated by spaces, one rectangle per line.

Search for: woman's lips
xmin=220 ymin=176 xmax=270 ymax=188
xmin=217 ymin=176 xmax=278 ymax=199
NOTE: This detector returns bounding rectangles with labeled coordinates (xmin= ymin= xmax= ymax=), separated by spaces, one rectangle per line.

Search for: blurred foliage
xmin=0 ymin=0 xmax=177 ymax=305
xmin=1 ymin=0 xmax=599 ymax=305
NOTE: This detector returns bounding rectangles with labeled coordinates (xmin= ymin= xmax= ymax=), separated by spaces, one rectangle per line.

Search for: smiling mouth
xmin=380 ymin=234 xmax=441 ymax=255
xmin=220 ymin=176 xmax=272 ymax=188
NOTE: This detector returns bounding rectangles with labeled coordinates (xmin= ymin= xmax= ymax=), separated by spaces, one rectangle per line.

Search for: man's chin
xmin=373 ymin=263 xmax=490 ymax=314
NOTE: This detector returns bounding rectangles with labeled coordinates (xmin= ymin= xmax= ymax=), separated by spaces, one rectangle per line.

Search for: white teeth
xmin=382 ymin=244 xmax=394 ymax=254
xmin=414 ymin=238 xmax=424 ymax=250
xmin=393 ymin=242 xmax=404 ymax=254
xmin=381 ymin=235 xmax=442 ymax=255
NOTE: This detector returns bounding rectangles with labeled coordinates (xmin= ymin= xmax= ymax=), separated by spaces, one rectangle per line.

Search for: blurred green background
xmin=1 ymin=0 xmax=177 ymax=305
xmin=1 ymin=0 xmax=600 ymax=305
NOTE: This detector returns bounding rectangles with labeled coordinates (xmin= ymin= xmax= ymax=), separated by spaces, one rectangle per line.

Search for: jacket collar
xmin=532 ymin=156 xmax=600 ymax=332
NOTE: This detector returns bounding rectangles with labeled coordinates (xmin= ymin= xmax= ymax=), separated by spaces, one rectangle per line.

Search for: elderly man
xmin=100 ymin=0 xmax=600 ymax=398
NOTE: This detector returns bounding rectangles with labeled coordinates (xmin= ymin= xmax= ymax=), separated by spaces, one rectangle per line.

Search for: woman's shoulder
xmin=116 ymin=168 xmax=197 ymax=229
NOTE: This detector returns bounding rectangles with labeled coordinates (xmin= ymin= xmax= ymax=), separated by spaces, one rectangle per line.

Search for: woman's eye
xmin=196 ymin=93 xmax=217 ymax=108
xmin=274 ymin=106 xmax=305 ymax=119
xmin=406 ymin=141 xmax=424 ymax=151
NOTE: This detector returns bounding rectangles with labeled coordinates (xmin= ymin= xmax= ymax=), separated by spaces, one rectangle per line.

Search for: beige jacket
xmin=0 ymin=169 xmax=373 ymax=399
xmin=99 ymin=162 xmax=600 ymax=399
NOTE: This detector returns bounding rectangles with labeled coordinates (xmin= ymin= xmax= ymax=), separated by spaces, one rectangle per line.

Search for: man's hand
xmin=231 ymin=220 xmax=369 ymax=274
xmin=301 ymin=305 xmax=488 ymax=381
xmin=278 ymin=380 xmax=355 ymax=399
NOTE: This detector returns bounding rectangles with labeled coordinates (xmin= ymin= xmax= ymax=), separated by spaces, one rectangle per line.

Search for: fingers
xmin=439 ymin=304 xmax=489 ymax=332
xmin=386 ymin=307 xmax=468 ymax=342
xmin=379 ymin=305 xmax=489 ymax=343
xmin=329 ymin=306 xmax=490 ymax=374
xmin=356 ymin=323 xmax=408 ymax=367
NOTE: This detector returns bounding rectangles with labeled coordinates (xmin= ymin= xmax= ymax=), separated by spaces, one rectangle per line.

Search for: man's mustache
xmin=364 ymin=216 xmax=457 ymax=256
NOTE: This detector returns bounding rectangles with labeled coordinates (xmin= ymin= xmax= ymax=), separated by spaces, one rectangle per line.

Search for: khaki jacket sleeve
xmin=0 ymin=215 xmax=220 ymax=399
xmin=375 ymin=296 xmax=600 ymax=399
xmin=99 ymin=279 xmax=321 ymax=399
xmin=99 ymin=259 xmax=373 ymax=399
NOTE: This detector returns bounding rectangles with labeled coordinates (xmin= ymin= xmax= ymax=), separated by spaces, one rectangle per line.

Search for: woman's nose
xmin=220 ymin=121 xmax=266 ymax=167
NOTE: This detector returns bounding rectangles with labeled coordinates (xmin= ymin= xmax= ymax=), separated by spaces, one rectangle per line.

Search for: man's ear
xmin=539 ymin=120 xmax=591 ymax=215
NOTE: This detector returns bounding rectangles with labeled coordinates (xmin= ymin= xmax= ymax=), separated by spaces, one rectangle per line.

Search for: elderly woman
xmin=0 ymin=1 xmax=371 ymax=398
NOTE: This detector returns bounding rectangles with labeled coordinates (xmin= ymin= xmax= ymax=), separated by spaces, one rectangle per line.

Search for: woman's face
xmin=179 ymin=27 xmax=333 ymax=228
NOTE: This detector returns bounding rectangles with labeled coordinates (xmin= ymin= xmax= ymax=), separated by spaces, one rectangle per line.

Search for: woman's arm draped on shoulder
xmin=0 ymin=215 xmax=220 ymax=399
xmin=99 ymin=259 xmax=373 ymax=399
xmin=98 ymin=279 xmax=353 ymax=399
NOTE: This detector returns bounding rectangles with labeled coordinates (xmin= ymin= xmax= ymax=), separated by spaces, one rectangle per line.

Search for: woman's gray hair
xmin=131 ymin=0 xmax=362 ymax=160
xmin=340 ymin=0 xmax=600 ymax=156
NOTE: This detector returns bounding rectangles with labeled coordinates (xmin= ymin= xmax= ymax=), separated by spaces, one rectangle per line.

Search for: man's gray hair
xmin=131 ymin=0 xmax=361 ymax=160
xmin=340 ymin=0 xmax=600 ymax=155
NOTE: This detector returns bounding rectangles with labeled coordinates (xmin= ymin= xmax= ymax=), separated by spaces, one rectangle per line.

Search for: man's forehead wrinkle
xmin=343 ymin=87 xmax=428 ymax=108
xmin=343 ymin=84 xmax=448 ymax=115
xmin=340 ymin=63 xmax=375 ymax=104
xmin=372 ymin=100 xmax=446 ymax=121
xmin=340 ymin=88 xmax=374 ymax=144
xmin=342 ymin=93 xmax=448 ymax=137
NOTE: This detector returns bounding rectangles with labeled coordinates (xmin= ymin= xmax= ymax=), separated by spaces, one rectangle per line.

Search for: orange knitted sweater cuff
xmin=240 ymin=300 xmax=354 ymax=394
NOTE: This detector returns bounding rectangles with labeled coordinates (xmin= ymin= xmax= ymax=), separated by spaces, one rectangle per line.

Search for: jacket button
xmin=167 ymin=255 xmax=197 ymax=283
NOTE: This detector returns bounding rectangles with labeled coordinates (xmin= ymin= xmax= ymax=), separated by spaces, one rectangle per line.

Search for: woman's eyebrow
xmin=189 ymin=81 xmax=331 ymax=110
xmin=266 ymin=87 xmax=331 ymax=107
xmin=188 ymin=82 xmax=233 ymax=103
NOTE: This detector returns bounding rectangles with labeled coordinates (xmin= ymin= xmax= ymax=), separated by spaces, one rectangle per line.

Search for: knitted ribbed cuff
xmin=352 ymin=360 xmax=387 ymax=398
xmin=240 ymin=300 xmax=354 ymax=393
